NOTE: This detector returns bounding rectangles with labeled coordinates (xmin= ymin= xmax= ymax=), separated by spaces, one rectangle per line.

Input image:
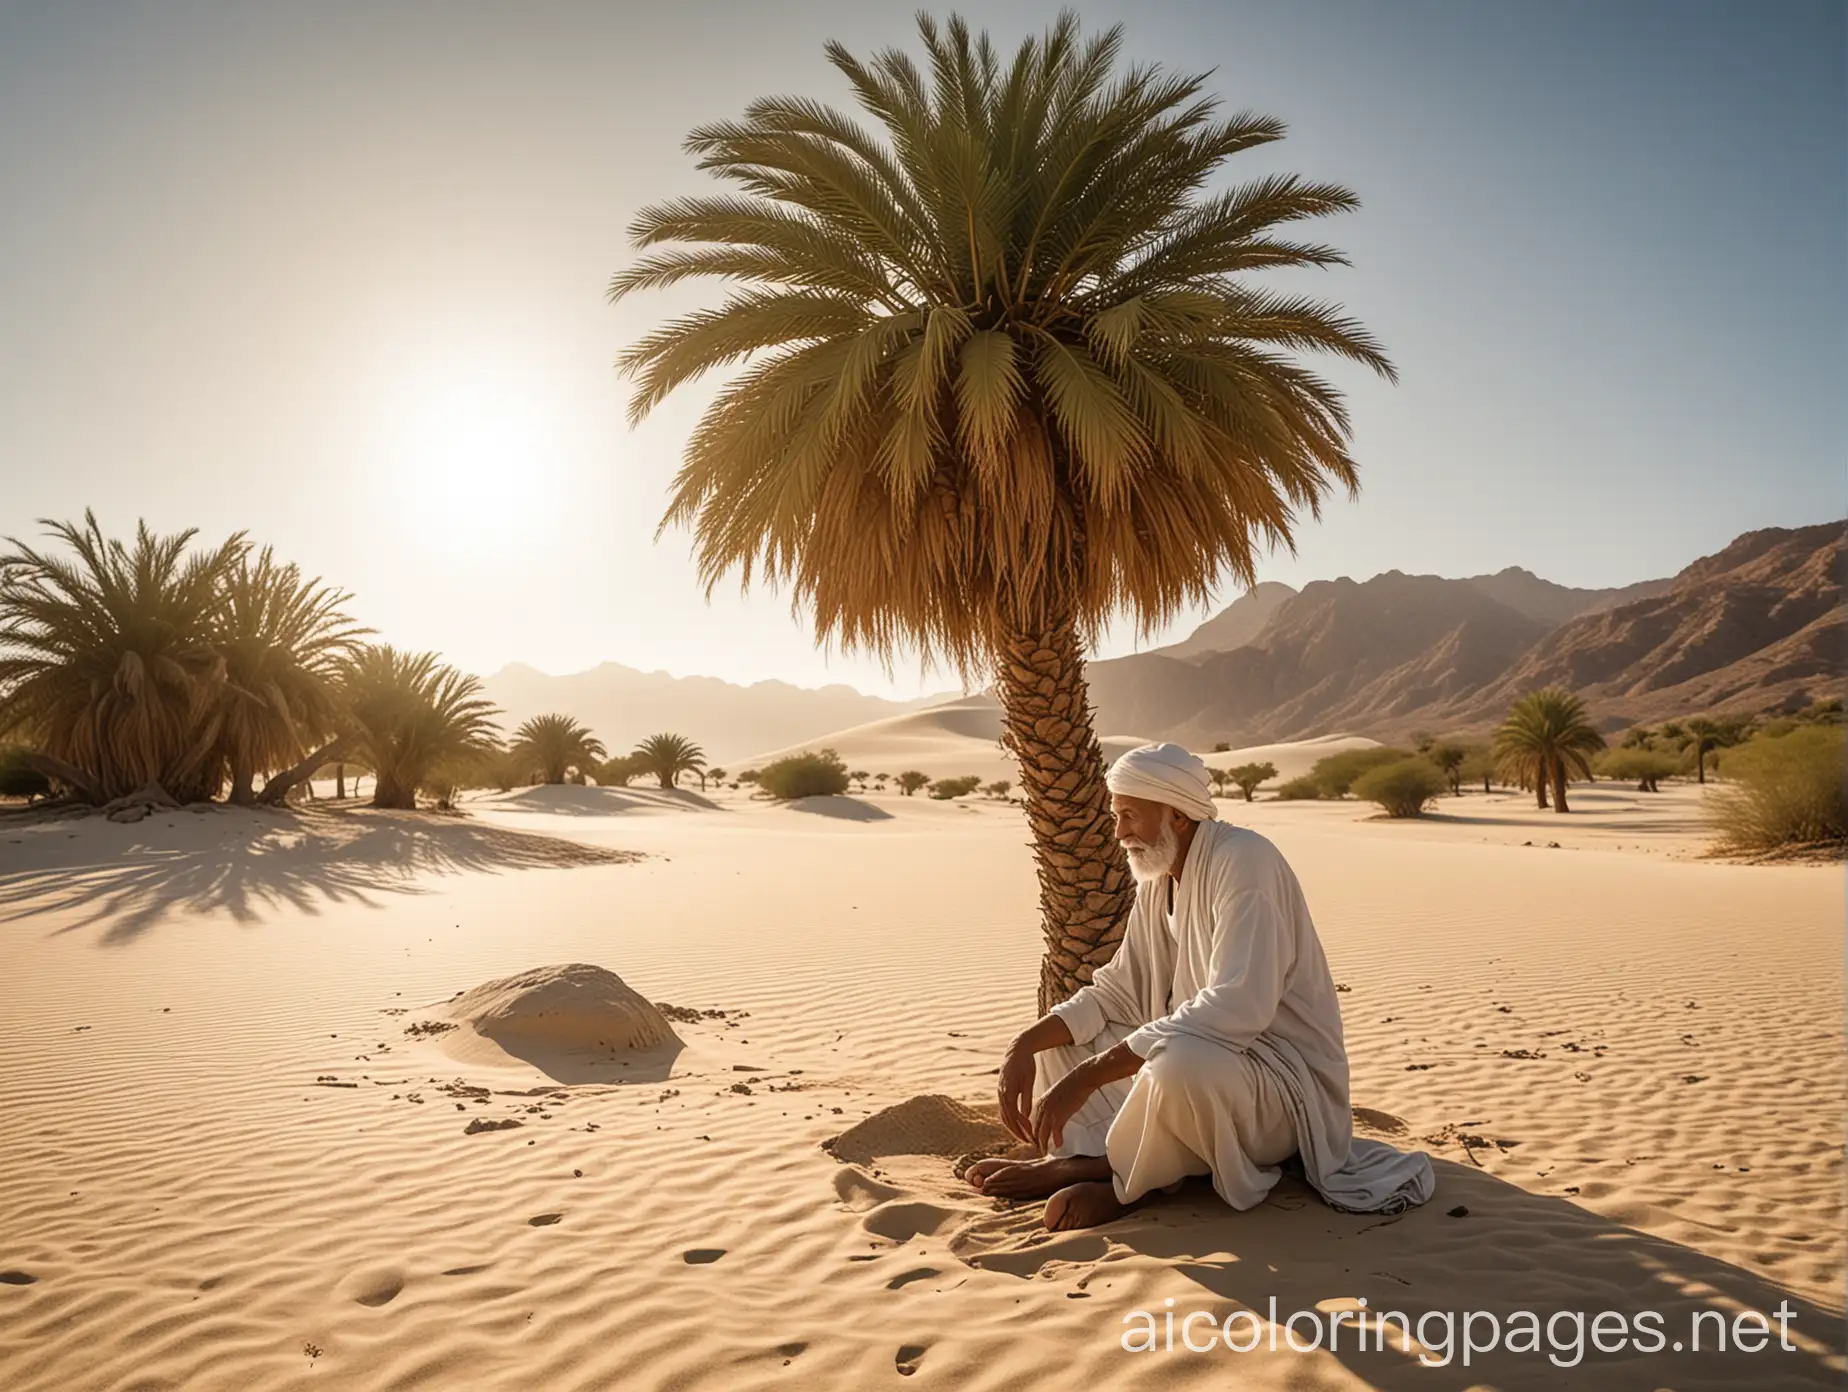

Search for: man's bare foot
xmin=965 ymin=1153 xmax=1112 ymax=1200
xmin=1043 ymin=1180 xmax=1129 ymax=1230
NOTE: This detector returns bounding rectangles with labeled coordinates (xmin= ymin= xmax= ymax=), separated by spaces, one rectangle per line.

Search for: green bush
xmin=0 ymin=747 xmax=52 ymax=799
xmin=929 ymin=774 xmax=982 ymax=800
xmin=1596 ymin=747 xmax=1679 ymax=792
xmin=756 ymin=749 xmax=850 ymax=800
xmin=1708 ymin=726 xmax=1846 ymax=852
xmin=1352 ymin=757 xmax=1447 ymax=818
xmin=1309 ymin=746 xmax=1407 ymax=797
xmin=1275 ymin=774 xmax=1323 ymax=801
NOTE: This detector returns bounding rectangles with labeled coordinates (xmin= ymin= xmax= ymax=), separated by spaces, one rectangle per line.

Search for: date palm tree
xmin=0 ymin=512 xmax=244 ymax=803
xmin=1493 ymin=687 xmax=1606 ymax=814
xmin=339 ymin=646 xmax=500 ymax=809
xmin=611 ymin=14 xmax=1393 ymax=1009
xmin=511 ymin=713 xmax=608 ymax=785
xmin=214 ymin=548 xmax=368 ymax=804
xmin=633 ymin=732 xmax=705 ymax=790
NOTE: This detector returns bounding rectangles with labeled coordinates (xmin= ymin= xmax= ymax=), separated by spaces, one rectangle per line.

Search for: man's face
xmin=1110 ymin=793 xmax=1173 ymax=851
xmin=1112 ymin=793 xmax=1187 ymax=883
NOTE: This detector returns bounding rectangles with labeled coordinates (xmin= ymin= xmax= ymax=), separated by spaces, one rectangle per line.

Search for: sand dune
xmin=741 ymin=697 xmax=1373 ymax=793
xmin=0 ymin=784 xmax=1840 ymax=1389
xmin=737 ymin=693 xmax=1156 ymax=782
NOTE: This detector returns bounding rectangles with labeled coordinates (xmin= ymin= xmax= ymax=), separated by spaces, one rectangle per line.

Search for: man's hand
xmin=1029 ymin=1061 xmax=1098 ymax=1154
xmin=997 ymin=1043 xmax=1037 ymax=1142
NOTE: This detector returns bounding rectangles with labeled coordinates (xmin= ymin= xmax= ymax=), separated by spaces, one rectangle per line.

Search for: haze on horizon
xmin=1 ymin=0 xmax=1841 ymax=700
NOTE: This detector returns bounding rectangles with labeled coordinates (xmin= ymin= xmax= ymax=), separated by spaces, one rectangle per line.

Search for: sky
xmin=0 ymin=0 xmax=1841 ymax=700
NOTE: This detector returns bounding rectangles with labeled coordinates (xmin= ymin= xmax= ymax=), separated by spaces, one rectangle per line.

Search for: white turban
xmin=1105 ymin=742 xmax=1218 ymax=822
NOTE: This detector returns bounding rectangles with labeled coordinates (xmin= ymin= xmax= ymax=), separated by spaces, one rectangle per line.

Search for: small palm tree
xmin=613 ymin=15 xmax=1392 ymax=1008
xmin=633 ymin=732 xmax=705 ymax=790
xmin=1493 ymin=687 xmax=1605 ymax=814
xmin=215 ymin=548 xmax=368 ymax=804
xmin=340 ymin=646 xmax=500 ymax=809
xmin=511 ymin=713 xmax=608 ymax=785
xmin=0 ymin=512 xmax=244 ymax=803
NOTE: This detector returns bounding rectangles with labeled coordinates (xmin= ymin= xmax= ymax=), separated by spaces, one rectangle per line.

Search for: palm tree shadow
xmin=482 ymin=785 xmax=720 ymax=816
xmin=0 ymin=808 xmax=636 ymax=946
xmin=1057 ymin=1160 xmax=1841 ymax=1388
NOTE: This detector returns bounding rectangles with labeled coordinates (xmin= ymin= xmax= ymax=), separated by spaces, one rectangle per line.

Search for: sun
xmin=394 ymin=372 xmax=557 ymax=549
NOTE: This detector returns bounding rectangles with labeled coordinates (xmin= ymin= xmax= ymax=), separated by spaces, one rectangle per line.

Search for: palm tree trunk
xmin=1551 ymin=755 xmax=1570 ymax=813
xmin=229 ymin=760 xmax=256 ymax=806
xmin=1695 ymin=742 xmax=1708 ymax=784
xmin=994 ymin=616 xmax=1135 ymax=1016
xmin=372 ymin=771 xmax=416 ymax=809
xmin=16 ymin=752 xmax=104 ymax=805
xmin=258 ymin=734 xmax=357 ymax=806
xmin=1535 ymin=770 xmax=1549 ymax=810
xmin=335 ymin=764 xmax=346 ymax=799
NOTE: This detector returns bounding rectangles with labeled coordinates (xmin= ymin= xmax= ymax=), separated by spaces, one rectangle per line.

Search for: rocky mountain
xmin=1087 ymin=572 xmax=1550 ymax=746
xmin=1151 ymin=582 xmax=1297 ymax=658
xmin=1082 ymin=522 xmax=1842 ymax=744
xmin=480 ymin=662 xmax=945 ymax=765
xmin=1457 ymin=522 xmax=1844 ymax=728
xmin=1457 ymin=567 xmax=1674 ymax=628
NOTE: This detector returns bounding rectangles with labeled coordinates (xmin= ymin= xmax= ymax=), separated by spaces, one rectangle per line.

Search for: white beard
xmin=1121 ymin=817 xmax=1180 ymax=885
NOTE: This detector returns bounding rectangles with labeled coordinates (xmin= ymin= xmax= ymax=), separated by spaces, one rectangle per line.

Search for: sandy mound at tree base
xmin=447 ymin=963 xmax=681 ymax=1054
xmin=824 ymin=1094 xmax=1013 ymax=1166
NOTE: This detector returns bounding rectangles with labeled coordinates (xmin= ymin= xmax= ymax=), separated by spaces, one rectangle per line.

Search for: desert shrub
xmin=0 ymin=746 xmax=52 ymax=799
xmin=1352 ymin=757 xmax=1447 ymax=818
xmin=1309 ymin=746 xmax=1407 ymax=797
xmin=1426 ymin=741 xmax=1467 ymax=793
xmin=1226 ymin=761 xmax=1277 ymax=801
xmin=895 ymin=770 xmax=930 ymax=796
xmin=929 ymin=774 xmax=982 ymax=800
xmin=1708 ymin=726 xmax=1846 ymax=852
xmin=1596 ymin=747 xmax=1679 ymax=792
xmin=983 ymin=779 xmax=1012 ymax=798
xmin=755 ymin=749 xmax=850 ymax=800
xmin=1275 ymin=774 xmax=1323 ymax=801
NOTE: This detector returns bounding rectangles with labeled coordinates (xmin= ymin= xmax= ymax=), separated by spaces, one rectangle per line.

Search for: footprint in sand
xmin=1351 ymin=1106 xmax=1409 ymax=1136
xmin=441 ymin=1265 xmax=489 ymax=1277
xmin=885 ymin=1268 xmax=940 ymax=1290
xmin=683 ymin=1248 xmax=726 ymax=1264
xmin=335 ymin=1267 xmax=405 ymax=1307
xmin=0 ymin=1271 xmax=38 ymax=1286
xmin=528 ymin=1213 xmax=564 ymax=1227
xmin=896 ymin=1344 xmax=928 ymax=1376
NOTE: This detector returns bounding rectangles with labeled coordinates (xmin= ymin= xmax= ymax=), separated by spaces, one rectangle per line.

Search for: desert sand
xmin=0 ymin=769 xmax=1840 ymax=1390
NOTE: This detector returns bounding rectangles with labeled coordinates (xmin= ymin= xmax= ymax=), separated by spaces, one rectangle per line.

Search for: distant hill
xmin=480 ymin=662 xmax=949 ymax=765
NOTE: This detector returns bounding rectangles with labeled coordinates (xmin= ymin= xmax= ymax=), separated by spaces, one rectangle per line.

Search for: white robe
xmin=1041 ymin=820 xmax=1435 ymax=1214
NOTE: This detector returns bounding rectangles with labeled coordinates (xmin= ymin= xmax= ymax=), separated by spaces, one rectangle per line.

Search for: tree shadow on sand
xmin=951 ymin=1158 xmax=1841 ymax=1390
xmin=0 ymin=808 xmax=636 ymax=946
xmin=480 ymin=785 xmax=721 ymax=817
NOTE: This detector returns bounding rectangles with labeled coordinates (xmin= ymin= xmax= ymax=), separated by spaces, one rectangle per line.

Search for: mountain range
xmin=488 ymin=520 xmax=1842 ymax=761
xmin=1085 ymin=521 xmax=1842 ymax=744
xmin=481 ymin=663 xmax=943 ymax=764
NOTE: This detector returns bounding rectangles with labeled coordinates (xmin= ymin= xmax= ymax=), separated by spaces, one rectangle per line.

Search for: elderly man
xmin=967 ymin=743 xmax=1434 ymax=1230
